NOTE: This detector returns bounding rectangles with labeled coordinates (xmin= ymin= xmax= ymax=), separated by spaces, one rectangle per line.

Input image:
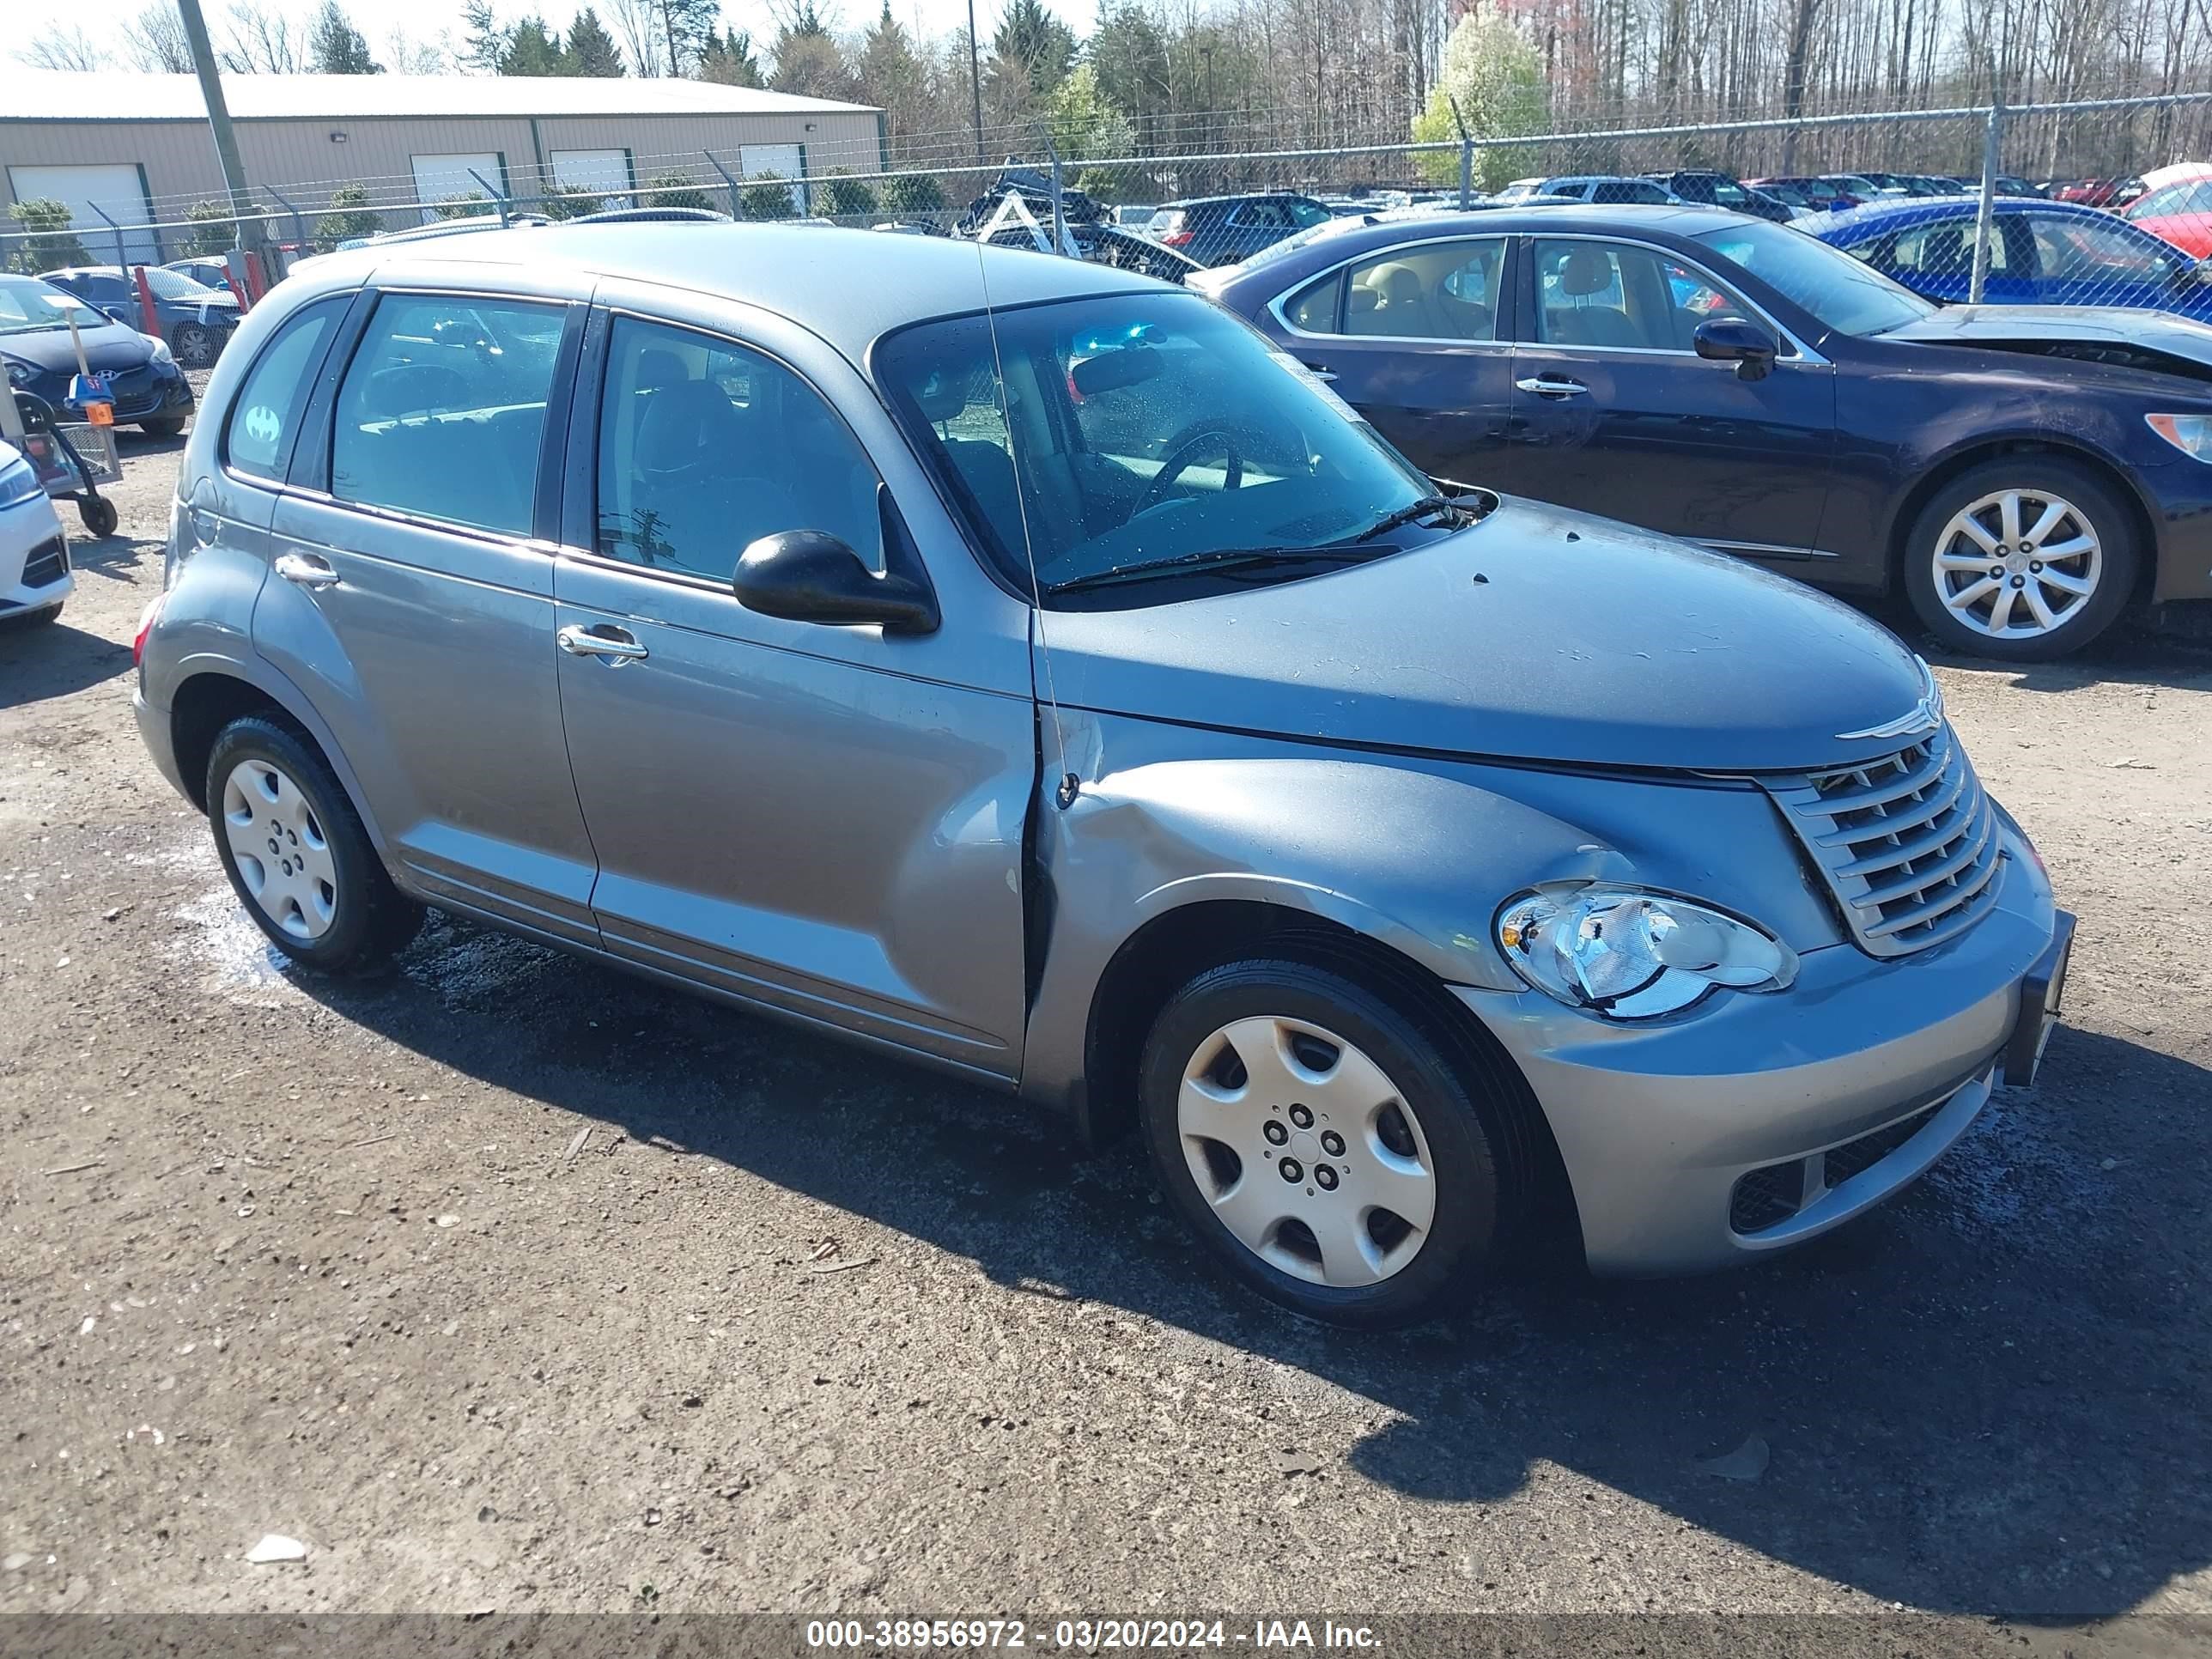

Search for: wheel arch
xmin=1887 ymin=437 xmax=2159 ymax=605
xmin=1079 ymin=896 xmax=1575 ymax=1248
xmin=167 ymin=666 xmax=391 ymax=855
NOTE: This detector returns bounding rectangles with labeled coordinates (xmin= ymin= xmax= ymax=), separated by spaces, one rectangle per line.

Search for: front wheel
xmin=205 ymin=715 xmax=422 ymax=974
xmin=1139 ymin=957 xmax=1513 ymax=1329
xmin=137 ymin=416 xmax=188 ymax=439
xmin=1901 ymin=458 xmax=2137 ymax=661
xmin=169 ymin=323 xmax=219 ymax=369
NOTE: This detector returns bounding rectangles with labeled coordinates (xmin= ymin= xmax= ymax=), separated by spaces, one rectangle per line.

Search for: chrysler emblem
xmin=1837 ymin=663 xmax=1944 ymax=741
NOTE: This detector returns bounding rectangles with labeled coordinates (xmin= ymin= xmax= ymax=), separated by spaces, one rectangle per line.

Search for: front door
xmin=550 ymin=303 xmax=1035 ymax=1079
xmin=1506 ymin=234 xmax=1836 ymax=558
xmin=257 ymin=286 xmax=601 ymax=945
xmin=1277 ymin=234 xmax=1520 ymax=486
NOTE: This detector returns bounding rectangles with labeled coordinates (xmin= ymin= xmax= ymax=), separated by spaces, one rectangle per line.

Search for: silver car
xmin=134 ymin=225 xmax=2073 ymax=1328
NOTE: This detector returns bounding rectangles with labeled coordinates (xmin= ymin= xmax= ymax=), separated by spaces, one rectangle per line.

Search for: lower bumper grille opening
xmin=1730 ymin=1162 xmax=1806 ymax=1234
xmin=20 ymin=537 xmax=69 ymax=589
xmin=1824 ymin=1103 xmax=1941 ymax=1189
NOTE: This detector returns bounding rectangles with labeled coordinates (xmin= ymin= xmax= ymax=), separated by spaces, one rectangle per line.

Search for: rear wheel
xmin=169 ymin=323 xmax=218 ymax=368
xmin=1139 ymin=957 xmax=1512 ymax=1329
xmin=205 ymin=715 xmax=422 ymax=973
xmin=1901 ymin=457 xmax=2136 ymax=660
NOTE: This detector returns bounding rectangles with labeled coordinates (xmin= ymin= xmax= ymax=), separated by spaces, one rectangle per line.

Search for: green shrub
xmin=738 ymin=173 xmax=795 ymax=221
xmin=5 ymin=199 xmax=88 ymax=273
xmin=881 ymin=172 xmax=946 ymax=213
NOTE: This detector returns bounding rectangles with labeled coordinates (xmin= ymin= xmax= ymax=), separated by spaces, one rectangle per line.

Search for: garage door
xmin=739 ymin=144 xmax=805 ymax=215
xmin=549 ymin=148 xmax=631 ymax=210
xmin=410 ymin=153 xmax=505 ymax=224
xmin=8 ymin=163 xmax=157 ymax=265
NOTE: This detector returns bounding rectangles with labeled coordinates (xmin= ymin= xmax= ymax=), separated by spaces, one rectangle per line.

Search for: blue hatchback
xmin=1804 ymin=196 xmax=2212 ymax=319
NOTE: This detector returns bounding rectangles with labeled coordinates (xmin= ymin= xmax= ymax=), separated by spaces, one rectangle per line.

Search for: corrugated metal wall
xmin=2 ymin=109 xmax=885 ymax=256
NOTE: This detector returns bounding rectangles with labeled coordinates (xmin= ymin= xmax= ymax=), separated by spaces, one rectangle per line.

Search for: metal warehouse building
xmin=0 ymin=71 xmax=885 ymax=264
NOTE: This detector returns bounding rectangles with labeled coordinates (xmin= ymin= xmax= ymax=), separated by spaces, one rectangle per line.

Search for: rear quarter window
xmin=222 ymin=295 xmax=351 ymax=483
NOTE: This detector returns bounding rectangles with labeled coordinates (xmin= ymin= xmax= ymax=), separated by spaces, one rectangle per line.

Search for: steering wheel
xmin=1136 ymin=427 xmax=1244 ymax=515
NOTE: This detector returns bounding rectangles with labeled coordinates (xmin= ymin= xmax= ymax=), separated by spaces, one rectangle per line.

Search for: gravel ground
xmin=2 ymin=403 xmax=2209 ymax=1644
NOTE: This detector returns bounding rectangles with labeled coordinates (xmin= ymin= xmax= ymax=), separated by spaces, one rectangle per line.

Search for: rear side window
xmin=1282 ymin=271 xmax=1342 ymax=332
xmin=222 ymin=295 xmax=349 ymax=483
xmin=331 ymin=294 xmax=566 ymax=536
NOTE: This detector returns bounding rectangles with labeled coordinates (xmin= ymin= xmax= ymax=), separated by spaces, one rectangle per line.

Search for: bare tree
xmin=121 ymin=3 xmax=198 ymax=72
xmin=221 ymin=1 xmax=306 ymax=72
xmin=13 ymin=27 xmax=108 ymax=70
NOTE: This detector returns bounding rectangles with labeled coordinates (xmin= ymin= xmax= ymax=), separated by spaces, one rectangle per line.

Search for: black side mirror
xmin=732 ymin=492 xmax=940 ymax=635
xmin=1693 ymin=316 xmax=1779 ymax=381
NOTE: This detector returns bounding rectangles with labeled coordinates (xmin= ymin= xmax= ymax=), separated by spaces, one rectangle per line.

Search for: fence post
xmin=265 ymin=188 xmax=307 ymax=261
xmin=1969 ymin=95 xmax=2003 ymax=305
xmin=1447 ymin=96 xmax=1474 ymax=209
xmin=468 ymin=167 xmax=510 ymax=228
xmin=703 ymin=151 xmax=743 ymax=218
xmin=1048 ymin=143 xmax=1066 ymax=257
xmin=88 ymin=203 xmax=129 ymax=270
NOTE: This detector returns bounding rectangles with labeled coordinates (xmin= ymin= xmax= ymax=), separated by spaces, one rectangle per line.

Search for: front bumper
xmin=1458 ymin=841 xmax=2063 ymax=1275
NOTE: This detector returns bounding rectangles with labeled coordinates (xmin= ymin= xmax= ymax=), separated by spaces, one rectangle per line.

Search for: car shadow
xmin=270 ymin=911 xmax=2212 ymax=1623
xmin=0 ymin=615 xmax=133 ymax=706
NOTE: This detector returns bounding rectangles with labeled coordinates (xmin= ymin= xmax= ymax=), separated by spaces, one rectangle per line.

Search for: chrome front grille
xmin=1763 ymin=722 xmax=2002 ymax=958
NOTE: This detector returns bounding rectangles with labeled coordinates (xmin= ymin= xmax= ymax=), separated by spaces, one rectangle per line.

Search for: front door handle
xmin=1514 ymin=374 xmax=1589 ymax=398
xmin=1301 ymin=362 xmax=1339 ymax=381
xmin=273 ymin=551 xmax=341 ymax=588
xmin=557 ymin=623 xmax=649 ymax=665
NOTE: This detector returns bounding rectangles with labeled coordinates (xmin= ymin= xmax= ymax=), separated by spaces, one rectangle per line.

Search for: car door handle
xmin=273 ymin=551 xmax=341 ymax=588
xmin=1301 ymin=362 xmax=1339 ymax=381
xmin=1515 ymin=375 xmax=1589 ymax=398
xmin=557 ymin=623 xmax=649 ymax=665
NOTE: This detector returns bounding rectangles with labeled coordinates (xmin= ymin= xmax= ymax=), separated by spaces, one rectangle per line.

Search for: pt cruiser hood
xmin=1041 ymin=496 xmax=1931 ymax=773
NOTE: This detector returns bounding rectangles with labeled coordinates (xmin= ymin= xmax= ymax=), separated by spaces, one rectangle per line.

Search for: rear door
xmin=1271 ymin=234 xmax=1520 ymax=484
xmin=254 ymin=276 xmax=602 ymax=945
xmin=1505 ymin=234 xmax=1835 ymax=556
xmin=548 ymin=286 xmax=1036 ymax=1078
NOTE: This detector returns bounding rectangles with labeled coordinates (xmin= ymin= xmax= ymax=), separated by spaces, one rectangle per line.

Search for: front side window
xmin=595 ymin=316 xmax=881 ymax=581
xmin=1883 ymin=216 xmax=2001 ymax=278
xmin=1688 ymin=217 xmax=1932 ymax=336
xmin=1534 ymin=240 xmax=1676 ymax=349
xmin=331 ymin=294 xmax=565 ymax=536
xmin=2027 ymin=214 xmax=2184 ymax=285
xmin=1341 ymin=239 xmax=1504 ymax=341
xmin=877 ymin=293 xmax=1438 ymax=604
xmin=222 ymin=295 xmax=349 ymax=482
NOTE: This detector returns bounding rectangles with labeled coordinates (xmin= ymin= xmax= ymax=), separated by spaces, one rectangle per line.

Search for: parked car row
xmin=0 ymin=271 xmax=197 ymax=435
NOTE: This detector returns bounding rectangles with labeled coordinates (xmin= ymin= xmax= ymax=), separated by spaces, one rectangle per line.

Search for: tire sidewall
xmin=1139 ymin=960 xmax=1501 ymax=1329
xmin=205 ymin=720 xmax=385 ymax=970
xmin=1902 ymin=457 xmax=2136 ymax=661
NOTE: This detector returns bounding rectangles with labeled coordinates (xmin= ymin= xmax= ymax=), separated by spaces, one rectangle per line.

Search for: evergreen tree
xmin=818 ymin=170 xmax=880 ymax=216
xmin=499 ymin=16 xmax=569 ymax=73
xmin=307 ymin=0 xmax=382 ymax=73
xmin=1087 ymin=2 xmax=1168 ymax=131
xmin=460 ymin=0 xmax=507 ymax=71
xmin=770 ymin=3 xmax=856 ymax=100
xmin=565 ymin=8 xmax=627 ymax=75
xmin=881 ymin=172 xmax=946 ymax=213
xmin=988 ymin=0 xmax=1074 ymax=105
xmin=854 ymin=4 xmax=928 ymax=133
xmin=313 ymin=183 xmax=384 ymax=250
xmin=699 ymin=27 xmax=765 ymax=86
xmin=738 ymin=173 xmax=797 ymax=219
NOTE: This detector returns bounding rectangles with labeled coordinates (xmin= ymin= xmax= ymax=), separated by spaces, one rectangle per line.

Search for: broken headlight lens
xmin=1494 ymin=886 xmax=1797 ymax=1020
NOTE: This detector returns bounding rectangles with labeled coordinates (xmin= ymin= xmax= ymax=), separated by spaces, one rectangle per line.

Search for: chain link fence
xmin=8 ymin=90 xmax=2212 ymax=319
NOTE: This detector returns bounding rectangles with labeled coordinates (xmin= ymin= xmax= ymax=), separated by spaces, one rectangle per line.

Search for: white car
xmin=0 ymin=439 xmax=72 ymax=627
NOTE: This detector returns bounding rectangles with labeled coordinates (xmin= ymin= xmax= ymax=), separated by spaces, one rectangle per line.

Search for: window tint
xmin=595 ymin=316 xmax=881 ymax=582
xmin=1341 ymin=239 xmax=1504 ymax=341
xmin=2027 ymin=214 xmax=2182 ymax=284
xmin=222 ymin=295 xmax=348 ymax=483
xmin=331 ymin=295 xmax=565 ymax=535
xmin=1534 ymin=240 xmax=1686 ymax=349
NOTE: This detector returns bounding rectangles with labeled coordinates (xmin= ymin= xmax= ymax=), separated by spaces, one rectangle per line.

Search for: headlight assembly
xmin=2147 ymin=413 xmax=2212 ymax=461
xmin=148 ymin=337 xmax=175 ymax=367
xmin=0 ymin=453 xmax=40 ymax=509
xmin=1495 ymin=885 xmax=1796 ymax=1020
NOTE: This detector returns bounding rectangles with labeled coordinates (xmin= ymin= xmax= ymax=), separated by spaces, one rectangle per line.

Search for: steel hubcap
xmin=1176 ymin=1015 xmax=1436 ymax=1288
xmin=1933 ymin=488 xmax=2101 ymax=639
xmin=220 ymin=759 xmax=337 ymax=941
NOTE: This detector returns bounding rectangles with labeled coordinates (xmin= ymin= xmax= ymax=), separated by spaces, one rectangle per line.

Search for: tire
xmin=78 ymin=496 xmax=119 ymax=538
xmin=169 ymin=323 xmax=218 ymax=369
xmin=1139 ymin=957 xmax=1513 ymax=1329
xmin=204 ymin=715 xmax=422 ymax=974
xmin=1900 ymin=456 xmax=2137 ymax=661
xmin=137 ymin=416 xmax=188 ymax=439
xmin=0 ymin=601 xmax=62 ymax=631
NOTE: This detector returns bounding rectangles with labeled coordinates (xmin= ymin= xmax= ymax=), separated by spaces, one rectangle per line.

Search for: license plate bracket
xmin=2002 ymin=909 xmax=2075 ymax=1088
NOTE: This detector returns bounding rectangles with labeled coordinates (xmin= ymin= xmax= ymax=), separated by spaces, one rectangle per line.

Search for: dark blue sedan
xmin=1802 ymin=196 xmax=2212 ymax=318
xmin=0 ymin=273 xmax=197 ymax=435
xmin=40 ymin=264 xmax=243 ymax=368
xmin=1195 ymin=204 xmax=2212 ymax=659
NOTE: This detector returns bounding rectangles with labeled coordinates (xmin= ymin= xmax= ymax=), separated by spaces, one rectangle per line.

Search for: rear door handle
xmin=1514 ymin=375 xmax=1589 ymax=398
xmin=273 ymin=551 xmax=341 ymax=588
xmin=557 ymin=623 xmax=649 ymax=665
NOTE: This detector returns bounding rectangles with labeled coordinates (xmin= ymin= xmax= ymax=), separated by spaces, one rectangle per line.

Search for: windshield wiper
xmin=1349 ymin=493 xmax=1462 ymax=543
xmin=1042 ymin=544 xmax=1377 ymax=595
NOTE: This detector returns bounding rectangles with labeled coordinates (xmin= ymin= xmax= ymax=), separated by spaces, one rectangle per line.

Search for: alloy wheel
xmin=172 ymin=324 xmax=217 ymax=369
xmin=1176 ymin=1014 xmax=1437 ymax=1288
xmin=1930 ymin=487 xmax=2102 ymax=641
xmin=220 ymin=758 xmax=338 ymax=941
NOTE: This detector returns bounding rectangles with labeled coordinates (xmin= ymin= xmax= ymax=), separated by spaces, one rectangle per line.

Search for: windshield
xmin=0 ymin=275 xmax=107 ymax=336
xmin=1687 ymin=218 xmax=1933 ymax=336
xmin=877 ymin=293 xmax=1440 ymax=604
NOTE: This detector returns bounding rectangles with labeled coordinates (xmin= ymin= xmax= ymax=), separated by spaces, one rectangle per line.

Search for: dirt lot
xmin=2 ymin=406 xmax=2209 ymax=1642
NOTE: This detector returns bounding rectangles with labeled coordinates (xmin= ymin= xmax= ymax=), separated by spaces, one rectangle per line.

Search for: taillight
xmin=133 ymin=595 xmax=164 ymax=668
xmin=1160 ymin=228 xmax=1194 ymax=247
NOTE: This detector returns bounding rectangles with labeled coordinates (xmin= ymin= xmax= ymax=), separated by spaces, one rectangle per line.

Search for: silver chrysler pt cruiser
xmin=133 ymin=225 xmax=2073 ymax=1328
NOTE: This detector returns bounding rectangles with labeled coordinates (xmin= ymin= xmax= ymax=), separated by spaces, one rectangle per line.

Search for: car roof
xmin=1158 ymin=192 xmax=1313 ymax=208
xmin=1797 ymin=194 xmax=2073 ymax=237
xmin=305 ymin=221 xmax=1162 ymax=357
